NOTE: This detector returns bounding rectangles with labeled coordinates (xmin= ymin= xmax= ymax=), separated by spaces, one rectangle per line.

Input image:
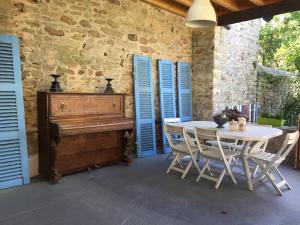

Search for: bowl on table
xmin=213 ymin=115 xmax=228 ymax=128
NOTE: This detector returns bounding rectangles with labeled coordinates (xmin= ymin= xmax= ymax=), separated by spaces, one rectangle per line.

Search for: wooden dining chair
xmin=210 ymin=124 xmax=272 ymax=169
xmin=192 ymin=127 xmax=238 ymax=189
xmin=164 ymin=118 xmax=181 ymax=159
xmin=249 ymin=131 xmax=299 ymax=195
xmin=164 ymin=124 xmax=201 ymax=179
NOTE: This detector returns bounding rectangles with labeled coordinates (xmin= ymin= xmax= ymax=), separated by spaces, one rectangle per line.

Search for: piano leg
xmin=120 ymin=155 xmax=132 ymax=165
xmin=50 ymin=139 xmax=62 ymax=182
xmin=51 ymin=169 xmax=62 ymax=183
xmin=120 ymin=130 xmax=133 ymax=166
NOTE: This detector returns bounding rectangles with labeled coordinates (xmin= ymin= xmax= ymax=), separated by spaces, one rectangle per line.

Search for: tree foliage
xmin=258 ymin=12 xmax=300 ymax=73
xmin=258 ymin=12 xmax=300 ymax=124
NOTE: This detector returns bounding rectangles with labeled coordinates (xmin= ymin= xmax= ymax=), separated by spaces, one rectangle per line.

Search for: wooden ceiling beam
xmin=247 ymin=0 xmax=282 ymax=6
xmin=211 ymin=0 xmax=240 ymax=11
xmin=173 ymin=0 xmax=192 ymax=7
xmin=140 ymin=0 xmax=188 ymax=17
xmin=218 ymin=0 xmax=300 ymax=26
xmin=247 ymin=0 xmax=265 ymax=6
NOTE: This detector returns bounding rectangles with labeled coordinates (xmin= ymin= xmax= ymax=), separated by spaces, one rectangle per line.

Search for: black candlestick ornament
xmin=105 ymin=78 xmax=114 ymax=93
xmin=50 ymin=74 xmax=62 ymax=92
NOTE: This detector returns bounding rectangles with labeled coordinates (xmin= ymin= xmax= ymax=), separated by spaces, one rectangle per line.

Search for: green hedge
xmin=257 ymin=117 xmax=285 ymax=127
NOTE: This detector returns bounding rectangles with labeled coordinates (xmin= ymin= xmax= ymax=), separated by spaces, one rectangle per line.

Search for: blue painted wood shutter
xmin=158 ymin=60 xmax=176 ymax=153
xmin=133 ymin=55 xmax=156 ymax=157
xmin=178 ymin=62 xmax=192 ymax=122
xmin=0 ymin=35 xmax=29 ymax=189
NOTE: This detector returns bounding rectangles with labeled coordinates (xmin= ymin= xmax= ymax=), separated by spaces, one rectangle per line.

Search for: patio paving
xmin=0 ymin=155 xmax=300 ymax=225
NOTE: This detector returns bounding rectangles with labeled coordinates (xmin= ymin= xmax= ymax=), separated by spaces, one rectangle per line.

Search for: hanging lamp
xmin=185 ymin=0 xmax=217 ymax=28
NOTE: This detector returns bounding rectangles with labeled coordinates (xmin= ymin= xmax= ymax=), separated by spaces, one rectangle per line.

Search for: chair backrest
xmin=275 ymin=131 xmax=300 ymax=162
xmin=164 ymin=118 xmax=180 ymax=124
xmin=183 ymin=127 xmax=197 ymax=150
xmin=193 ymin=127 xmax=227 ymax=159
xmin=164 ymin=124 xmax=184 ymax=149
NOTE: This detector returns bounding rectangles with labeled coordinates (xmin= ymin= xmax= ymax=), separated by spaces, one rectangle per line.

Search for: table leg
xmin=241 ymin=141 xmax=253 ymax=191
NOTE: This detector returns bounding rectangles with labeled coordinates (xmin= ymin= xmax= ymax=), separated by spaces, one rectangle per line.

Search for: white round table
xmin=173 ymin=121 xmax=283 ymax=191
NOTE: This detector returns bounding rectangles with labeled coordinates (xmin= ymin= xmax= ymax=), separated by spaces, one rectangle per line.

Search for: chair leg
xmin=181 ymin=160 xmax=193 ymax=179
xmin=214 ymin=167 xmax=227 ymax=189
xmin=266 ymin=172 xmax=283 ymax=196
xmin=253 ymin=162 xmax=267 ymax=184
xmin=191 ymin=153 xmax=201 ymax=174
xmin=207 ymin=164 xmax=214 ymax=176
xmin=274 ymin=167 xmax=292 ymax=190
xmin=167 ymin=152 xmax=180 ymax=174
xmin=234 ymin=157 xmax=239 ymax=165
xmin=252 ymin=165 xmax=259 ymax=178
xmin=196 ymin=159 xmax=209 ymax=182
xmin=224 ymin=158 xmax=237 ymax=184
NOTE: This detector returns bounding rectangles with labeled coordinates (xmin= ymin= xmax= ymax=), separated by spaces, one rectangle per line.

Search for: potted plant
xmin=257 ymin=112 xmax=285 ymax=127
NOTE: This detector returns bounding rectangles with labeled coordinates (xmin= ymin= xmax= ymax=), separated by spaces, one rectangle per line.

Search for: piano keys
xmin=37 ymin=92 xmax=134 ymax=181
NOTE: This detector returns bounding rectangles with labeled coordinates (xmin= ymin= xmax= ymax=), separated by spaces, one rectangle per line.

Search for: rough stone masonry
xmin=0 ymin=0 xmax=259 ymax=177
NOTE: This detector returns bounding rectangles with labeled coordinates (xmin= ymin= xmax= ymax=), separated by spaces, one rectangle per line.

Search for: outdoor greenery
xmin=259 ymin=12 xmax=300 ymax=72
xmin=260 ymin=112 xmax=283 ymax=120
xmin=259 ymin=12 xmax=300 ymax=124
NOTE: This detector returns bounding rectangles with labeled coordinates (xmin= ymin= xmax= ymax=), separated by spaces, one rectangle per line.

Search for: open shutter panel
xmin=133 ymin=55 xmax=156 ymax=158
xmin=178 ymin=62 xmax=192 ymax=122
xmin=158 ymin=60 xmax=176 ymax=153
xmin=0 ymin=35 xmax=29 ymax=189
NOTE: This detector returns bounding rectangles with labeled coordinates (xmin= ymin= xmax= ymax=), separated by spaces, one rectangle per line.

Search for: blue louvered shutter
xmin=0 ymin=35 xmax=29 ymax=189
xmin=158 ymin=60 xmax=176 ymax=153
xmin=133 ymin=55 xmax=156 ymax=157
xmin=178 ymin=62 xmax=192 ymax=122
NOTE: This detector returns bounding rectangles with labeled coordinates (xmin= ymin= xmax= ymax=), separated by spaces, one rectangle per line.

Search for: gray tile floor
xmin=0 ymin=155 xmax=300 ymax=225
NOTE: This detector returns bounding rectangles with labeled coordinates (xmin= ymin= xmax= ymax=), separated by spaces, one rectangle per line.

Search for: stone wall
xmin=0 ymin=0 xmax=262 ymax=177
xmin=0 ymin=0 xmax=192 ymax=176
xmin=257 ymin=73 xmax=290 ymax=115
xmin=213 ymin=21 xmax=259 ymax=113
xmin=192 ymin=28 xmax=215 ymax=120
xmin=192 ymin=20 xmax=260 ymax=119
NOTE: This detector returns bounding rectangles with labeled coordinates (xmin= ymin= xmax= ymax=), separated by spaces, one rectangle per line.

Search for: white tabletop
xmin=173 ymin=121 xmax=283 ymax=141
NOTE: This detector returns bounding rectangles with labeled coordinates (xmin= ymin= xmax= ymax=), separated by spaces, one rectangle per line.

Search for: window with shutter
xmin=178 ymin=62 xmax=192 ymax=122
xmin=158 ymin=60 xmax=176 ymax=153
xmin=0 ymin=35 xmax=29 ymax=189
xmin=133 ymin=55 xmax=156 ymax=157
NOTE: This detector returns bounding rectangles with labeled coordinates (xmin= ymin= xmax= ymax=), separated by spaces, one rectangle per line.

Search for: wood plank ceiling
xmin=141 ymin=0 xmax=300 ymax=26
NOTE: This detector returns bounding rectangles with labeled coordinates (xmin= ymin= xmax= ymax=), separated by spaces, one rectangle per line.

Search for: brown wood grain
xmin=37 ymin=91 xmax=134 ymax=181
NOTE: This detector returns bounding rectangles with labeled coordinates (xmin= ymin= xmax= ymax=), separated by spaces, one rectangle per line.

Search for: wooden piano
xmin=37 ymin=92 xmax=134 ymax=181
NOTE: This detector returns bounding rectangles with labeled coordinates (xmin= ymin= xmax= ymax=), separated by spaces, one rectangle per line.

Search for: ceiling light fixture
xmin=185 ymin=0 xmax=217 ymax=28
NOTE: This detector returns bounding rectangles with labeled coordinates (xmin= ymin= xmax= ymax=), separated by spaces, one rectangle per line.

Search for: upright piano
xmin=37 ymin=92 xmax=134 ymax=181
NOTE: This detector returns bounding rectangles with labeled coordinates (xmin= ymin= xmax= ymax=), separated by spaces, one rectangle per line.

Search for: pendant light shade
xmin=185 ymin=0 xmax=217 ymax=28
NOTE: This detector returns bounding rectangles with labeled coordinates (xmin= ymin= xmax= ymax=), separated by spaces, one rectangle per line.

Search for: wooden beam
xmin=140 ymin=0 xmax=188 ymax=17
xmin=173 ymin=0 xmax=192 ymax=7
xmin=212 ymin=0 xmax=240 ymax=11
xmin=218 ymin=0 xmax=300 ymax=26
xmin=248 ymin=0 xmax=265 ymax=6
xmin=247 ymin=0 xmax=282 ymax=6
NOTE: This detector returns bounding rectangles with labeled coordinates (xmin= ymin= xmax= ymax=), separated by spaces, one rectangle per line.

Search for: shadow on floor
xmin=0 ymin=155 xmax=300 ymax=225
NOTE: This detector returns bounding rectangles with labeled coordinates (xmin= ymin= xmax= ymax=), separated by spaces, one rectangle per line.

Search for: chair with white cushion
xmin=191 ymin=127 xmax=238 ymax=189
xmin=249 ymin=131 xmax=299 ymax=195
xmin=164 ymin=124 xmax=200 ymax=179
